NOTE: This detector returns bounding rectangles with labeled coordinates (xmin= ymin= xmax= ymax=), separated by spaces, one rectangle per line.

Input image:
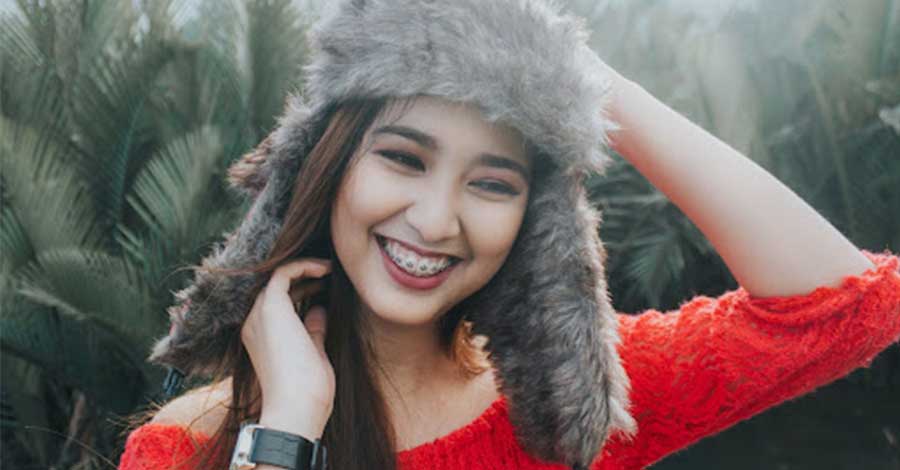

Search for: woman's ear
xmin=226 ymin=132 xmax=276 ymax=196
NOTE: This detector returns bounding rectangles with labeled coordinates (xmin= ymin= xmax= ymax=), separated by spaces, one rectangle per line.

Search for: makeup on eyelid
xmin=373 ymin=149 xmax=524 ymax=196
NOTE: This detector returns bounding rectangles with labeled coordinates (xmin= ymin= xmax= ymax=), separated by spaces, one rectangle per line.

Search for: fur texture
xmin=148 ymin=0 xmax=637 ymax=467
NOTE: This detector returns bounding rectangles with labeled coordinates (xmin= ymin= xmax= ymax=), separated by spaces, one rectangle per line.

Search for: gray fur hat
xmin=149 ymin=0 xmax=637 ymax=467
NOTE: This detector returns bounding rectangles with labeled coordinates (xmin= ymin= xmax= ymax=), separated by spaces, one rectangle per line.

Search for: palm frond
xmin=150 ymin=22 xmax=248 ymax=143
xmin=0 ymin=118 xmax=100 ymax=254
xmin=876 ymin=0 xmax=900 ymax=74
xmin=15 ymin=248 xmax=154 ymax=354
xmin=0 ymin=301 xmax=146 ymax=415
xmin=0 ymin=355 xmax=54 ymax=468
xmin=120 ymin=125 xmax=240 ymax=299
xmin=0 ymin=7 xmax=44 ymax=69
xmin=0 ymin=7 xmax=73 ymax=146
xmin=0 ymin=209 xmax=32 ymax=283
xmin=72 ymin=48 xmax=169 ymax=231
xmin=244 ymin=0 xmax=309 ymax=133
xmin=622 ymin=228 xmax=686 ymax=308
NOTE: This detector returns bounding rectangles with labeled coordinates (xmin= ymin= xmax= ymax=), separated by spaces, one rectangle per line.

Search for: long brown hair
xmin=128 ymin=96 xmax=491 ymax=470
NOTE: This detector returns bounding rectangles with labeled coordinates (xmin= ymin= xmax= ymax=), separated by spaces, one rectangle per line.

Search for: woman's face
xmin=330 ymin=95 xmax=531 ymax=326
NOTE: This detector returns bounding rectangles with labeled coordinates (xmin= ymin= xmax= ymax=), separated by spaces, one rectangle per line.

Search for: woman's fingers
xmin=241 ymin=258 xmax=337 ymax=410
xmin=267 ymin=259 xmax=332 ymax=294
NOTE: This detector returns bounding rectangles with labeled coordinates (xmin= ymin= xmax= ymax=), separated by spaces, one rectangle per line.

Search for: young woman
xmin=118 ymin=1 xmax=900 ymax=470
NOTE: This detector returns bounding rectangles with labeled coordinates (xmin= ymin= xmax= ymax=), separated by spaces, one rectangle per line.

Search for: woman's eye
xmin=472 ymin=180 xmax=520 ymax=196
xmin=376 ymin=151 xmax=424 ymax=171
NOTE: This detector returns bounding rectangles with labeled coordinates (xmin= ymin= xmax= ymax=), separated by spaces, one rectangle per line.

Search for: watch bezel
xmin=230 ymin=421 xmax=262 ymax=470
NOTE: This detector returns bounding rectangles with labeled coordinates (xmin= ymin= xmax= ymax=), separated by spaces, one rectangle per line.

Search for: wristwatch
xmin=230 ymin=420 xmax=327 ymax=470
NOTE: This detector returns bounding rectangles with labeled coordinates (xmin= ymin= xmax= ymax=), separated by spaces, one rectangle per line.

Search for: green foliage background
xmin=0 ymin=0 xmax=897 ymax=468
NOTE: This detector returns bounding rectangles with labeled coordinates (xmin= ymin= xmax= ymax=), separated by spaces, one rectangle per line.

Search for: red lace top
xmin=118 ymin=249 xmax=900 ymax=469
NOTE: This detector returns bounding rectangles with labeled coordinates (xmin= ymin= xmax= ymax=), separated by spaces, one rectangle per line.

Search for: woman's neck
xmin=365 ymin=313 xmax=466 ymax=398
xmin=359 ymin=304 xmax=498 ymax=447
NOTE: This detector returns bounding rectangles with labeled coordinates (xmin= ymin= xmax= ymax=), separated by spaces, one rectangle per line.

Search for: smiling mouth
xmin=375 ymin=235 xmax=461 ymax=278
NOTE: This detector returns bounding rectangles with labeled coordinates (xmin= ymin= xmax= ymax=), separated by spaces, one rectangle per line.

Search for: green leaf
xmin=16 ymin=248 xmax=154 ymax=353
xmin=1 ymin=302 xmax=146 ymax=415
xmin=0 ymin=355 xmax=53 ymax=467
xmin=0 ymin=117 xmax=101 ymax=254
xmin=622 ymin=228 xmax=686 ymax=308
xmin=245 ymin=0 xmax=309 ymax=133
xmin=122 ymin=125 xmax=239 ymax=290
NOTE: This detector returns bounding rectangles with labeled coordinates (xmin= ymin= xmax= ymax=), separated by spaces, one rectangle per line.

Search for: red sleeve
xmin=597 ymin=249 xmax=900 ymax=470
xmin=118 ymin=423 xmax=211 ymax=470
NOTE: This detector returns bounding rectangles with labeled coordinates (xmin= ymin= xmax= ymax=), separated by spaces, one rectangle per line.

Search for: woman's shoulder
xmin=119 ymin=382 xmax=230 ymax=470
xmin=149 ymin=377 xmax=232 ymax=436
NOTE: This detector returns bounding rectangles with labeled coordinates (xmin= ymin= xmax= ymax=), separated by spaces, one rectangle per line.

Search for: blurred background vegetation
xmin=0 ymin=0 xmax=897 ymax=468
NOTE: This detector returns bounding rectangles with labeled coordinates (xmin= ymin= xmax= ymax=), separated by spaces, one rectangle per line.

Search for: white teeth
xmin=381 ymin=237 xmax=453 ymax=277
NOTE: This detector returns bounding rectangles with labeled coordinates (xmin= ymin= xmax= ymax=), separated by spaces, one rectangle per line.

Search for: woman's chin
xmin=360 ymin=291 xmax=448 ymax=327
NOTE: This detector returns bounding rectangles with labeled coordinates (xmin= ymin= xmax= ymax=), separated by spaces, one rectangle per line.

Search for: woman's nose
xmin=404 ymin=185 xmax=462 ymax=243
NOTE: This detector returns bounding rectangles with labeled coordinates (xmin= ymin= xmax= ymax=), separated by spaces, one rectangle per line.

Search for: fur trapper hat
xmin=149 ymin=0 xmax=637 ymax=467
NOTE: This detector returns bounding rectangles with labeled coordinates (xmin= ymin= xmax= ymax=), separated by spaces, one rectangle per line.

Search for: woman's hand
xmin=588 ymin=52 xmax=633 ymax=130
xmin=241 ymin=258 xmax=334 ymax=439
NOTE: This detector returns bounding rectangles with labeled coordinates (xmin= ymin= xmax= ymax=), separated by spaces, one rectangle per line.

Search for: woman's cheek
xmin=345 ymin=160 xmax=410 ymax=222
xmin=464 ymin=200 xmax=526 ymax=262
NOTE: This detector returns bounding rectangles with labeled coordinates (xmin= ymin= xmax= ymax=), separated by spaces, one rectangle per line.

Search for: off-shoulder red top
xmin=119 ymin=249 xmax=900 ymax=469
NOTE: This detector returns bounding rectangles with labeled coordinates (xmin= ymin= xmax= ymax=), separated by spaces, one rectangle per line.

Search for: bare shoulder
xmin=150 ymin=377 xmax=232 ymax=436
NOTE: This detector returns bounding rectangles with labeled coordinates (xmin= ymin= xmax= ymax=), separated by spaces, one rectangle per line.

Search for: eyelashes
xmin=470 ymin=180 xmax=519 ymax=196
xmin=377 ymin=150 xmax=424 ymax=171
xmin=375 ymin=151 xmax=521 ymax=196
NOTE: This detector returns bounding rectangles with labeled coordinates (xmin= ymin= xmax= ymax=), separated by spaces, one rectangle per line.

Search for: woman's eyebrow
xmin=477 ymin=154 xmax=530 ymax=181
xmin=372 ymin=124 xmax=530 ymax=180
xmin=373 ymin=125 xmax=437 ymax=151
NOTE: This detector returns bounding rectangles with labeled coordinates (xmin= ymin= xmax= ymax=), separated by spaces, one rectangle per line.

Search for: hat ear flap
xmin=226 ymin=132 xmax=275 ymax=197
xmin=225 ymin=93 xmax=324 ymax=196
xmin=148 ymin=97 xmax=322 ymax=378
xmin=467 ymin=169 xmax=637 ymax=469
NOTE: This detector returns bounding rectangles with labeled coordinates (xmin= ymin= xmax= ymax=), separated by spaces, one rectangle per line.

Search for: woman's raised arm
xmin=605 ymin=76 xmax=874 ymax=298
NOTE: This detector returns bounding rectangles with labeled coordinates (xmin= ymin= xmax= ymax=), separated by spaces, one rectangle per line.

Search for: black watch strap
xmin=250 ymin=427 xmax=327 ymax=470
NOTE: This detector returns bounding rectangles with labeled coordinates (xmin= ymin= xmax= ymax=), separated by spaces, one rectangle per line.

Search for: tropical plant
xmin=1 ymin=0 xmax=310 ymax=467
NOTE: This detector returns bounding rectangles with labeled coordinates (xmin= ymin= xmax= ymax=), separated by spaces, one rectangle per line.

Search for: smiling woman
xmin=128 ymin=95 xmax=532 ymax=470
xmin=116 ymin=1 xmax=900 ymax=470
